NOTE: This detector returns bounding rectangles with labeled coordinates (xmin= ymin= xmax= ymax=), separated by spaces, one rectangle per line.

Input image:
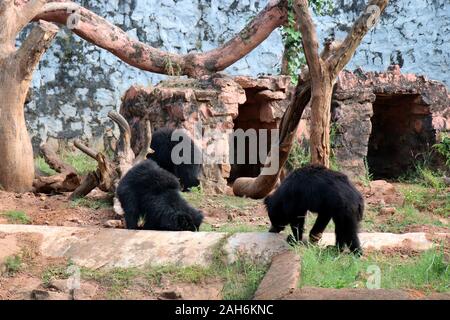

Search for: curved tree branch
xmin=32 ymin=0 xmax=287 ymax=78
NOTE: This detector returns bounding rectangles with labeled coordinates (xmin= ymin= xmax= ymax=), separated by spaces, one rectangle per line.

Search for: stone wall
xmin=332 ymin=66 xmax=450 ymax=179
xmin=24 ymin=0 xmax=449 ymax=150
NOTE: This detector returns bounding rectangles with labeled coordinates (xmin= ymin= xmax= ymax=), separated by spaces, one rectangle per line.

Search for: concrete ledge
xmin=319 ymin=232 xmax=446 ymax=251
xmin=0 ymin=225 xmax=446 ymax=270
xmin=253 ymin=251 xmax=300 ymax=300
xmin=0 ymin=225 xmax=289 ymax=269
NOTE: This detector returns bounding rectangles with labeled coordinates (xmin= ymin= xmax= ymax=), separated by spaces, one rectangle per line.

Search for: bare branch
xmin=34 ymin=0 xmax=287 ymax=77
xmin=15 ymin=19 xmax=58 ymax=79
xmin=40 ymin=143 xmax=76 ymax=174
xmin=327 ymin=0 xmax=389 ymax=78
xmin=69 ymin=172 xmax=99 ymax=200
xmin=74 ymin=140 xmax=98 ymax=160
xmin=17 ymin=0 xmax=46 ymax=31
xmin=293 ymin=0 xmax=322 ymax=82
xmin=134 ymin=120 xmax=154 ymax=164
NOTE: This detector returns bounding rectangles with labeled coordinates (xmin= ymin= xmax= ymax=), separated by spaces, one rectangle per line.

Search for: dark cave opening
xmin=228 ymin=89 xmax=278 ymax=182
xmin=367 ymin=94 xmax=434 ymax=180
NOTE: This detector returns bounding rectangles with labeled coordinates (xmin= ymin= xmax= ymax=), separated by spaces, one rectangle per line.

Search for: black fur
xmin=117 ymin=159 xmax=204 ymax=231
xmin=148 ymin=127 xmax=202 ymax=191
xmin=264 ymin=165 xmax=364 ymax=254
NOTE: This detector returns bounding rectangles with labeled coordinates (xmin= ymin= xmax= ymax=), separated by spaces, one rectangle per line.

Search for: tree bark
xmin=0 ymin=15 xmax=58 ymax=192
xmin=34 ymin=0 xmax=288 ymax=78
xmin=294 ymin=0 xmax=333 ymax=167
xmin=233 ymin=0 xmax=389 ymax=199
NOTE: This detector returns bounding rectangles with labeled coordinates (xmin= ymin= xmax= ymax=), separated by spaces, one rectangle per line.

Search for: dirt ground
xmin=0 ymin=231 xmax=224 ymax=300
xmin=0 ymin=182 xmax=447 ymax=234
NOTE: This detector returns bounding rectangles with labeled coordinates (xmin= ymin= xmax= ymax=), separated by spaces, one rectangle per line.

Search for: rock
xmin=159 ymin=282 xmax=223 ymax=300
xmin=31 ymin=290 xmax=52 ymax=300
xmin=224 ymin=232 xmax=290 ymax=264
xmin=379 ymin=207 xmax=396 ymax=215
xmin=254 ymin=251 xmax=300 ymax=300
xmin=367 ymin=180 xmax=405 ymax=206
xmin=104 ymin=220 xmax=123 ymax=228
xmin=158 ymin=291 xmax=182 ymax=300
xmin=39 ymin=195 xmax=47 ymax=201
xmin=49 ymin=279 xmax=99 ymax=300
xmin=255 ymin=90 xmax=286 ymax=100
xmin=370 ymin=180 xmax=396 ymax=195
xmin=443 ymin=177 xmax=450 ymax=187
xmin=227 ymin=212 xmax=236 ymax=222
xmin=0 ymin=225 xmax=227 ymax=269
xmin=320 ymin=232 xmax=436 ymax=251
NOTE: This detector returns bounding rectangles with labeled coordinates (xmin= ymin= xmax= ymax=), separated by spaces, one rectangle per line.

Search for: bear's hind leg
xmin=333 ymin=214 xmax=362 ymax=255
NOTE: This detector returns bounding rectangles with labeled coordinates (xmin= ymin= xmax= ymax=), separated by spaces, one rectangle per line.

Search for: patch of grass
xmin=35 ymin=156 xmax=57 ymax=176
xmin=297 ymin=245 xmax=449 ymax=293
xmin=400 ymin=183 xmax=449 ymax=218
xmin=145 ymin=265 xmax=213 ymax=286
xmin=181 ymin=186 xmax=204 ymax=207
xmin=3 ymin=255 xmax=22 ymax=276
xmin=359 ymin=157 xmax=373 ymax=187
xmin=286 ymin=139 xmax=310 ymax=171
xmin=218 ymin=195 xmax=260 ymax=212
xmin=35 ymin=152 xmax=97 ymax=177
xmin=42 ymin=264 xmax=71 ymax=286
xmin=381 ymin=206 xmax=444 ymax=233
xmin=221 ymin=258 xmax=267 ymax=300
xmin=1 ymin=210 xmax=31 ymax=224
xmin=208 ymin=238 xmax=269 ymax=300
xmin=70 ymin=198 xmax=112 ymax=210
xmin=82 ymin=267 xmax=140 ymax=299
xmin=62 ymin=152 xmax=98 ymax=176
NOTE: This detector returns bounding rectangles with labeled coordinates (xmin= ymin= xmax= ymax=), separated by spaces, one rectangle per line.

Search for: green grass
xmin=35 ymin=156 xmax=57 ymax=175
xmin=35 ymin=152 xmax=97 ymax=177
xmin=377 ymin=206 xmax=445 ymax=233
xmin=42 ymin=264 xmax=72 ymax=286
xmin=3 ymin=255 xmax=23 ymax=276
xmin=221 ymin=258 xmax=268 ymax=300
xmin=70 ymin=198 xmax=112 ymax=210
xmin=400 ymin=183 xmax=449 ymax=219
xmin=1 ymin=210 xmax=31 ymax=224
xmin=81 ymin=267 xmax=140 ymax=299
xmin=62 ymin=152 xmax=98 ymax=176
xmin=296 ymin=245 xmax=449 ymax=293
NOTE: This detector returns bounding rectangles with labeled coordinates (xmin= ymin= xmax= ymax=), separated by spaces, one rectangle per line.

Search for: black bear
xmin=264 ymin=165 xmax=364 ymax=254
xmin=117 ymin=159 xmax=204 ymax=231
xmin=148 ymin=127 xmax=202 ymax=191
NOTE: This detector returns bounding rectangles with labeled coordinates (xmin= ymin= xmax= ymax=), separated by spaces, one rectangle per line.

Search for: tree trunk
xmin=309 ymin=79 xmax=333 ymax=167
xmin=0 ymin=79 xmax=35 ymax=192
xmin=0 ymin=14 xmax=59 ymax=192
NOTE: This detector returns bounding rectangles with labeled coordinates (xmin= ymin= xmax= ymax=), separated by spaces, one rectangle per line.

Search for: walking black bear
xmin=148 ymin=127 xmax=202 ymax=191
xmin=264 ymin=165 xmax=364 ymax=255
xmin=117 ymin=159 xmax=204 ymax=231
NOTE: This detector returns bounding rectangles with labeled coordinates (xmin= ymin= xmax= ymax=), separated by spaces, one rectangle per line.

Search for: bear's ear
xmin=176 ymin=214 xmax=196 ymax=231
